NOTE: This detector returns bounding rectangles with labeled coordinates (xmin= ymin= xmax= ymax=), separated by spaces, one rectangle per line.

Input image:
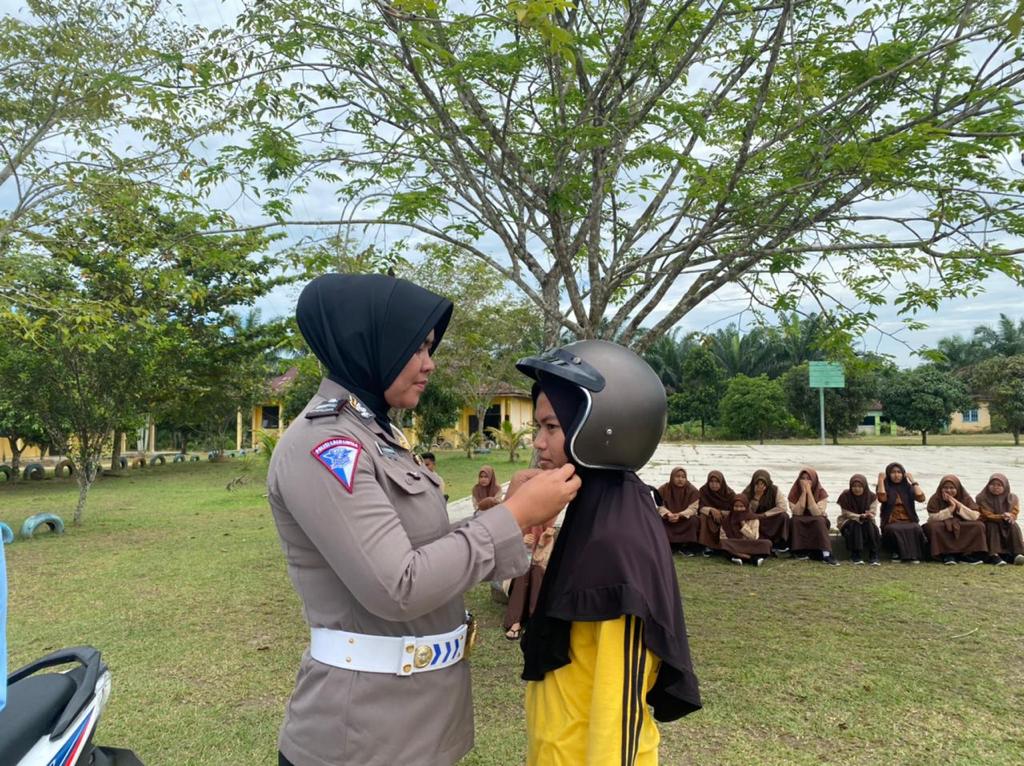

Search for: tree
xmin=0 ymin=0 xmax=216 ymax=274
xmin=880 ymin=366 xmax=971 ymax=445
xmin=414 ymin=374 xmax=463 ymax=450
xmin=718 ymin=375 xmax=792 ymax=444
xmin=666 ymin=346 xmax=725 ymax=438
xmin=972 ymin=314 xmax=1024 ymax=358
xmin=0 ymin=326 xmax=52 ymax=477
xmin=782 ymin=361 xmax=878 ymax=444
xmin=1 ymin=175 xmax=279 ymax=523
xmin=969 ymin=356 xmax=1024 ymax=446
xmin=219 ymin=0 xmax=1024 ymax=349
xmin=643 ymin=329 xmax=697 ymax=393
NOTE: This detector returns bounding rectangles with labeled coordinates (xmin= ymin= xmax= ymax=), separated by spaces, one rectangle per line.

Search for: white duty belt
xmin=310 ymin=620 xmax=472 ymax=677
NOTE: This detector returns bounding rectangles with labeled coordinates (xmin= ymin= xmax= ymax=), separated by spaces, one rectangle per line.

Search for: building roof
xmin=488 ymin=382 xmax=532 ymax=398
xmin=269 ymin=367 xmax=299 ymax=394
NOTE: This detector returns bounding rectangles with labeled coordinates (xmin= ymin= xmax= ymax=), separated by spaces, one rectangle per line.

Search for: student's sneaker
xmin=851 ymin=558 xmax=864 ymax=565
xmin=995 ymin=558 xmax=1008 ymax=567
xmin=774 ymin=547 xmax=790 ymax=554
xmin=793 ymin=553 xmax=810 ymax=561
xmin=754 ymin=557 xmax=765 ymax=567
xmin=942 ymin=556 xmax=957 ymax=566
xmin=905 ymin=559 xmax=921 ymax=565
xmin=682 ymin=550 xmax=696 ymax=557
xmin=869 ymin=557 xmax=881 ymax=566
xmin=701 ymin=547 xmax=713 ymax=558
xmin=730 ymin=557 xmax=743 ymax=566
xmin=822 ymin=556 xmax=840 ymax=567
xmin=1013 ymin=554 xmax=1024 ymax=566
xmin=891 ymin=553 xmax=901 ymax=561
xmin=964 ymin=557 xmax=984 ymax=565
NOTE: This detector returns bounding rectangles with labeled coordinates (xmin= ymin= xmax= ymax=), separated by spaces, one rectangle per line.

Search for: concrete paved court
xmin=449 ymin=444 xmax=1024 ymax=526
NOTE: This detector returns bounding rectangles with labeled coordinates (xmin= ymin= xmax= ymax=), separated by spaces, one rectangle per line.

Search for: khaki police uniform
xmin=268 ymin=379 xmax=528 ymax=766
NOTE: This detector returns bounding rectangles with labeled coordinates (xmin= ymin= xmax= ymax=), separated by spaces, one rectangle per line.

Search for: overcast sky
xmin=4 ymin=0 xmax=1022 ymax=366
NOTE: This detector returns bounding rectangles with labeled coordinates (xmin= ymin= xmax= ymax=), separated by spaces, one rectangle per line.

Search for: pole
xmin=819 ymin=386 xmax=826 ymax=446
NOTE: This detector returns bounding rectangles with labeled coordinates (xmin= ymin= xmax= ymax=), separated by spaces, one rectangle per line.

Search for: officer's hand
xmin=505 ymin=468 xmax=543 ymax=500
xmin=505 ymin=464 xmax=581 ymax=529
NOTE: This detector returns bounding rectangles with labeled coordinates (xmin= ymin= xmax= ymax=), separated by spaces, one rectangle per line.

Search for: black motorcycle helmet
xmin=516 ymin=340 xmax=667 ymax=471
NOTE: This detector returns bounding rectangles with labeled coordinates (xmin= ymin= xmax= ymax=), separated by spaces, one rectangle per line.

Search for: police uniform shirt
xmin=269 ymin=379 xmax=528 ymax=766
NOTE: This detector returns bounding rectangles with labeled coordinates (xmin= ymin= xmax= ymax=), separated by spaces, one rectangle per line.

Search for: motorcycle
xmin=0 ymin=646 xmax=144 ymax=766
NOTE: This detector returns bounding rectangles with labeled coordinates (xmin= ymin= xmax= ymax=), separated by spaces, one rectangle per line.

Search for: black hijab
xmin=520 ymin=375 xmax=702 ymax=721
xmin=295 ymin=273 xmax=453 ymax=427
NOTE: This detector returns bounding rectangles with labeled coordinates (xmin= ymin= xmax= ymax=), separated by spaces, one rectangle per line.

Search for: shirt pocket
xmin=377 ymin=459 xmax=448 ymax=546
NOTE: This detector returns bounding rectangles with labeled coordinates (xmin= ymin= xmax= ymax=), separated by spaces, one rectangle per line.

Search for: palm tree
xmin=642 ymin=329 xmax=697 ymax=392
xmin=974 ymin=314 xmax=1024 ymax=357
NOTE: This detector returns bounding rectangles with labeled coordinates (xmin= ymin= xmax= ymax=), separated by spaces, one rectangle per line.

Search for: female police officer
xmin=269 ymin=273 xmax=579 ymax=766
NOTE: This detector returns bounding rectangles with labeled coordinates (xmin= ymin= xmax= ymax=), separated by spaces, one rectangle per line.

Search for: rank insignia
xmin=312 ymin=437 xmax=363 ymax=493
xmin=305 ymin=398 xmax=345 ymax=420
xmin=347 ymin=395 xmax=375 ymax=420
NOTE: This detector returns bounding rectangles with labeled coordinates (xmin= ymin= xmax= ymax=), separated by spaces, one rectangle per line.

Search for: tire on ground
xmin=54 ymin=459 xmax=76 ymax=478
xmin=149 ymin=455 xmax=166 ymax=466
xmin=0 ymin=465 xmax=11 ymax=482
xmin=23 ymin=463 xmax=45 ymax=481
xmin=0 ymin=522 xmax=13 ymax=544
xmin=20 ymin=512 xmax=65 ymax=539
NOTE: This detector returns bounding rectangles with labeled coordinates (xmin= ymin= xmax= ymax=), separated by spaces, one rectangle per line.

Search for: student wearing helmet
xmin=514 ymin=340 xmax=702 ymax=766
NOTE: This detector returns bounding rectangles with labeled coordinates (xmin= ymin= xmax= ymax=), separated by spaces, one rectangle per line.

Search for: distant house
xmin=858 ymin=401 xmax=898 ymax=435
xmin=436 ymin=384 xmax=535 ymax=446
xmin=235 ymin=367 xmax=298 ymax=450
xmin=947 ymin=398 xmax=992 ymax=433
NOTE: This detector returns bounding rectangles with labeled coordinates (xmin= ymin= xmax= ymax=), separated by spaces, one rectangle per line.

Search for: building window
xmin=962 ymin=409 xmax=979 ymax=423
xmin=261 ymin=405 xmax=280 ymax=429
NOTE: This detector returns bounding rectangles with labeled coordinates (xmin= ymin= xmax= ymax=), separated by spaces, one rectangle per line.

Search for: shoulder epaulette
xmin=305 ymin=398 xmax=346 ymax=420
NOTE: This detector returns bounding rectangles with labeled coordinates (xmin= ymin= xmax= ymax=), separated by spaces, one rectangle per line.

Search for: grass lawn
xmin=3 ymin=461 xmax=1023 ymax=765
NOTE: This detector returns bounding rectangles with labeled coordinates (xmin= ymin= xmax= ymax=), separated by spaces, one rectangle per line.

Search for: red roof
xmin=269 ymin=367 xmax=299 ymax=394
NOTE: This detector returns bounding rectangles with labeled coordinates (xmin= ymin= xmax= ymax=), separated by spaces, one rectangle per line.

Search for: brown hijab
xmin=472 ymin=465 xmax=501 ymax=503
xmin=658 ymin=467 xmax=700 ymax=513
xmin=837 ymin=474 xmax=875 ymax=515
xmin=880 ymin=461 xmax=918 ymax=524
xmin=975 ymin=473 xmax=1019 ymax=516
xmin=742 ymin=469 xmax=779 ymax=513
xmin=788 ymin=467 xmax=828 ymax=504
xmin=699 ymin=470 xmax=736 ymax=511
xmin=723 ymin=494 xmax=757 ymax=538
xmin=927 ymin=475 xmax=977 ymax=513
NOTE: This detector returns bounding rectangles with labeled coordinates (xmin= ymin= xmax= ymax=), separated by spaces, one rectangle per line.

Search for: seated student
xmin=657 ymin=467 xmax=701 ymax=555
xmin=925 ymin=475 xmax=988 ymax=565
xmin=876 ymin=462 xmax=927 ymax=563
xmin=836 ymin=474 xmax=882 ymax=565
xmin=697 ymin=470 xmax=736 ymax=555
xmin=472 ymin=465 xmax=502 ymax=511
xmin=742 ymin=469 xmax=790 ymax=554
xmin=787 ymin=467 xmax=839 ymax=566
xmin=719 ymin=495 xmax=773 ymax=567
xmin=516 ymin=340 xmax=701 ymax=765
xmin=975 ymin=473 xmax=1024 ymax=566
xmin=420 ymin=451 xmax=448 ymax=502
xmin=504 ymin=522 xmax=557 ymax=640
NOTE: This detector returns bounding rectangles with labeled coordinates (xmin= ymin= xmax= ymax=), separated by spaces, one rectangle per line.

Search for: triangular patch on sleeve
xmin=311 ymin=437 xmax=363 ymax=493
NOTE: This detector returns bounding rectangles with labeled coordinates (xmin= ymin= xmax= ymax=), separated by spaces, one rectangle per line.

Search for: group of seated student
xmin=656 ymin=463 xmax=1024 ymax=567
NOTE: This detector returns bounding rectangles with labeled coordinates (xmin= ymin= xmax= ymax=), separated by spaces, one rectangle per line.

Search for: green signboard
xmin=808 ymin=361 xmax=845 ymax=388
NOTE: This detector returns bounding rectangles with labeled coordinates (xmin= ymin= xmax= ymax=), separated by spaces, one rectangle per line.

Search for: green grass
xmin=428 ymin=450 xmax=532 ymax=499
xmin=3 ymin=462 xmax=1024 ymax=765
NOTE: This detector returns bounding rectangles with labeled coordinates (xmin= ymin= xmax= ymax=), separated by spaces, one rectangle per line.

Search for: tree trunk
xmin=921 ymin=431 xmax=927 ymax=445
xmin=759 ymin=430 xmax=765 ymax=445
xmin=541 ymin=275 xmax=562 ymax=347
xmin=73 ymin=458 xmax=96 ymax=526
xmin=111 ymin=429 xmax=123 ymax=471
xmin=8 ymin=438 xmax=23 ymax=480
xmin=831 ymin=431 xmax=839 ymax=445
xmin=1013 ymin=428 xmax=1020 ymax=446
xmin=700 ymin=418 xmax=706 ymax=439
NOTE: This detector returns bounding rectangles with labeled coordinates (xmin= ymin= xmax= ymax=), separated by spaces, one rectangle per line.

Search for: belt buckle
xmin=464 ymin=612 xmax=478 ymax=659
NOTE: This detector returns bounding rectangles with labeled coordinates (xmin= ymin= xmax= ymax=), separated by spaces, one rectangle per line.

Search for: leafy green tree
xmin=667 ymin=346 xmax=726 ymax=437
xmin=643 ymin=329 xmax=698 ymax=393
xmin=219 ymin=0 xmax=1024 ymax=349
xmin=718 ymin=375 xmax=792 ymax=444
xmin=0 ymin=0 xmax=214 ymax=273
xmin=782 ymin=361 xmax=878 ymax=444
xmin=280 ymin=355 xmax=325 ymax=424
xmin=0 ymin=334 xmax=50 ymax=477
xmin=969 ymin=356 xmax=1024 ymax=446
xmin=414 ymin=374 xmax=464 ymax=450
xmin=972 ymin=315 xmax=1024 ymax=358
xmin=880 ymin=366 xmax=971 ymax=445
